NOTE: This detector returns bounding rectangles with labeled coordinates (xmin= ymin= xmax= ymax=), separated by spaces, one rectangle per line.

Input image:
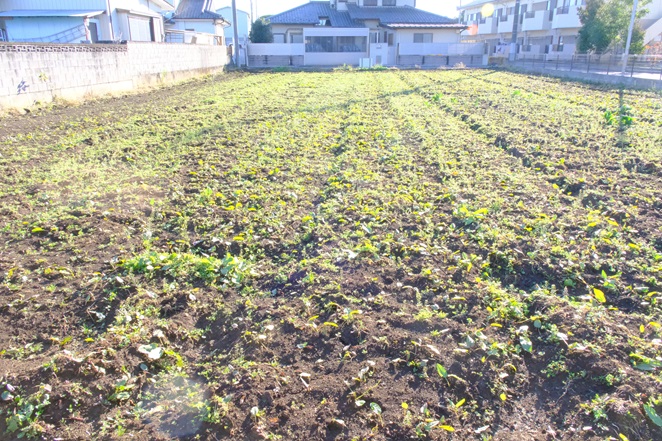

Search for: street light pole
xmin=621 ymin=0 xmax=639 ymax=76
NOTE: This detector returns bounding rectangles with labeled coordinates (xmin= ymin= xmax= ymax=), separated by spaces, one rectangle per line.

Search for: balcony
xmin=478 ymin=17 xmax=498 ymax=35
xmin=552 ymin=6 xmax=581 ymax=29
xmin=497 ymin=15 xmax=514 ymax=34
xmin=522 ymin=10 xmax=552 ymax=32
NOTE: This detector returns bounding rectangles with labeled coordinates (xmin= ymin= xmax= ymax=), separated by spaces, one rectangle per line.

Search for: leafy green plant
xmin=4 ymin=386 xmax=51 ymax=438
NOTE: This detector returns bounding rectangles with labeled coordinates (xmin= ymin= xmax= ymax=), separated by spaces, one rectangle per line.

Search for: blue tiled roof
xmin=269 ymin=2 xmax=460 ymax=28
xmin=268 ymin=2 xmax=360 ymax=27
xmin=174 ymin=0 xmax=224 ymax=20
xmin=346 ymin=4 xmax=458 ymax=25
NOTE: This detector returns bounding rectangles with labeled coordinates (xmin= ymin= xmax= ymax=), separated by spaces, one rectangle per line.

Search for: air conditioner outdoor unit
xmin=360 ymin=58 xmax=372 ymax=68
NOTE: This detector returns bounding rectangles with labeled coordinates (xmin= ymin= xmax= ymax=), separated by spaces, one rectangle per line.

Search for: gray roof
xmin=269 ymin=2 xmax=461 ymax=28
xmin=174 ymin=0 xmax=224 ymax=20
xmin=346 ymin=4 xmax=459 ymax=26
xmin=269 ymin=2 xmax=359 ymax=27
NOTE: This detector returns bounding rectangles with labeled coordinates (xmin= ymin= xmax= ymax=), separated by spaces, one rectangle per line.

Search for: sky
xmin=216 ymin=1 xmax=463 ymax=20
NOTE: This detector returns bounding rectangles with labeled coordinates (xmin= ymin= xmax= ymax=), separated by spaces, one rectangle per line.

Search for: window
xmin=306 ymin=36 xmax=333 ymax=52
xmin=383 ymin=0 xmax=396 ymax=5
xmin=413 ymin=33 xmax=433 ymax=43
xmin=305 ymin=36 xmax=367 ymax=52
xmin=290 ymin=33 xmax=303 ymax=43
xmin=338 ymin=36 xmax=361 ymax=51
xmin=364 ymin=0 xmax=378 ymax=6
xmin=128 ymin=16 xmax=152 ymax=42
xmin=0 ymin=29 xmax=7 ymax=42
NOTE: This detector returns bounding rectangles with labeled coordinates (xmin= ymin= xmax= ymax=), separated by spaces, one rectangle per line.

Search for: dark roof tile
xmin=269 ymin=2 xmax=460 ymax=28
xmin=269 ymin=2 xmax=360 ymax=27
xmin=174 ymin=0 xmax=224 ymax=20
xmin=346 ymin=4 xmax=458 ymax=25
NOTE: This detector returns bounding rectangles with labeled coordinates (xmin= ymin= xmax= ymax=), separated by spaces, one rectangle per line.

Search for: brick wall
xmin=0 ymin=42 xmax=230 ymax=110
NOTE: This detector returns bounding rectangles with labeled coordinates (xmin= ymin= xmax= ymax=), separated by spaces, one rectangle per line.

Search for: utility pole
xmin=232 ymin=0 xmax=240 ymax=66
xmin=509 ymin=0 xmax=521 ymax=61
xmin=106 ymin=0 xmax=115 ymax=41
xmin=621 ymin=0 xmax=639 ymax=76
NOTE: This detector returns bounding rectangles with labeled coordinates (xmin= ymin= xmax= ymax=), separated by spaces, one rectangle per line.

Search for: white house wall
xmin=170 ymin=20 xmax=217 ymax=35
xmin=0 ymin=0 xmax=107 ymax=9
xmin=0 ymin=0 xmax=170 ymax=42
xmin=394 ymin=29 xmax=462 ymax=45
xmin=2 ymin=17 xmax=84 ymax=41
xmin=249 ymin=43 xmax=304 ymax=56
xmin=217 ymin=7 xmax=249 ymax=43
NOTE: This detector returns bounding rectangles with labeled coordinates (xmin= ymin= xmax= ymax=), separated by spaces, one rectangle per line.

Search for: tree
xmin=249 ymin=17 xmax=273 ymax=43
xmin=577 ymin=0 xmax=649 ymax=53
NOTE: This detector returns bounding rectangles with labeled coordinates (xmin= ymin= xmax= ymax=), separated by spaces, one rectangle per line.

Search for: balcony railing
xmin=556 ymin=6 xmax=570 ymax=14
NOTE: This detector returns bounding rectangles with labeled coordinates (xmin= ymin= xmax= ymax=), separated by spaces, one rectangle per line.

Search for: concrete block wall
xmin=0 ymin=42 xmax=230 ymax=110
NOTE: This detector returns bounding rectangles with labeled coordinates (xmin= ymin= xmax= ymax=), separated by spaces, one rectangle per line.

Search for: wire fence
xmin=511 ymin=53 xmax=662 ymax=80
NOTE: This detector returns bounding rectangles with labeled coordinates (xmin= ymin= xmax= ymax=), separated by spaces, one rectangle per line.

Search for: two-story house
xmin=458 ymin=0 xmax=662 ymax=58
xmin=0 ymin=0 xmax=175 ymax=44
xmin=266 ymin=0 xmax=466 ymax=66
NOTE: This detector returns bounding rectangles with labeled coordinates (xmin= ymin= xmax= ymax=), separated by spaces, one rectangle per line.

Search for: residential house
xmin=166 ymin=0 xmax=230 ymax=44
xmin=458 ymin=0 xmax=662 ymax=58
xmin=265 ymin=0 xmax=467 ymax=66
xmin=217 ymin=6 xmax=249 ymax=45
xmin=0 ymin=0 xmax=175 ymax=43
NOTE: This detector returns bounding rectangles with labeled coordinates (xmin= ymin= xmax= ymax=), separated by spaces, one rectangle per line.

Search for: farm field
xmin=0 ymin=70 xmax=661 ymax=441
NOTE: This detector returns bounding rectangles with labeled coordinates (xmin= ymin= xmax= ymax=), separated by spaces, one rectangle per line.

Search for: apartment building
xmin=458 ymin=0 xmax=662 ymax=58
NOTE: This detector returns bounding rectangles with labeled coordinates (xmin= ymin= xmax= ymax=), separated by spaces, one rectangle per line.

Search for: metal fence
xmin=511 ymin=53 xmax=662 ymax=80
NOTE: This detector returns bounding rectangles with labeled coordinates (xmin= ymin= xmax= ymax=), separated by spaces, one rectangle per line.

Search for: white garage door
xmin=128 ymin=16 xmax=152 ymax=42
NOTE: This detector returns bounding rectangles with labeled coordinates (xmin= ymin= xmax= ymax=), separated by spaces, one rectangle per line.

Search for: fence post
xmin=606 ymin=55 xmax=610 ymax=75
xmin=570 ymin=55 xmax=574 ymax=71
xmin=556 ymin=55 xmax=559 ymax=69
xmin=587 ymin=54 xmax=590 ymax=73
xmin=543 ymin=55 xmax=547 ymax=70
xmin=630 ymin=55 xmax=635 ymax=77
